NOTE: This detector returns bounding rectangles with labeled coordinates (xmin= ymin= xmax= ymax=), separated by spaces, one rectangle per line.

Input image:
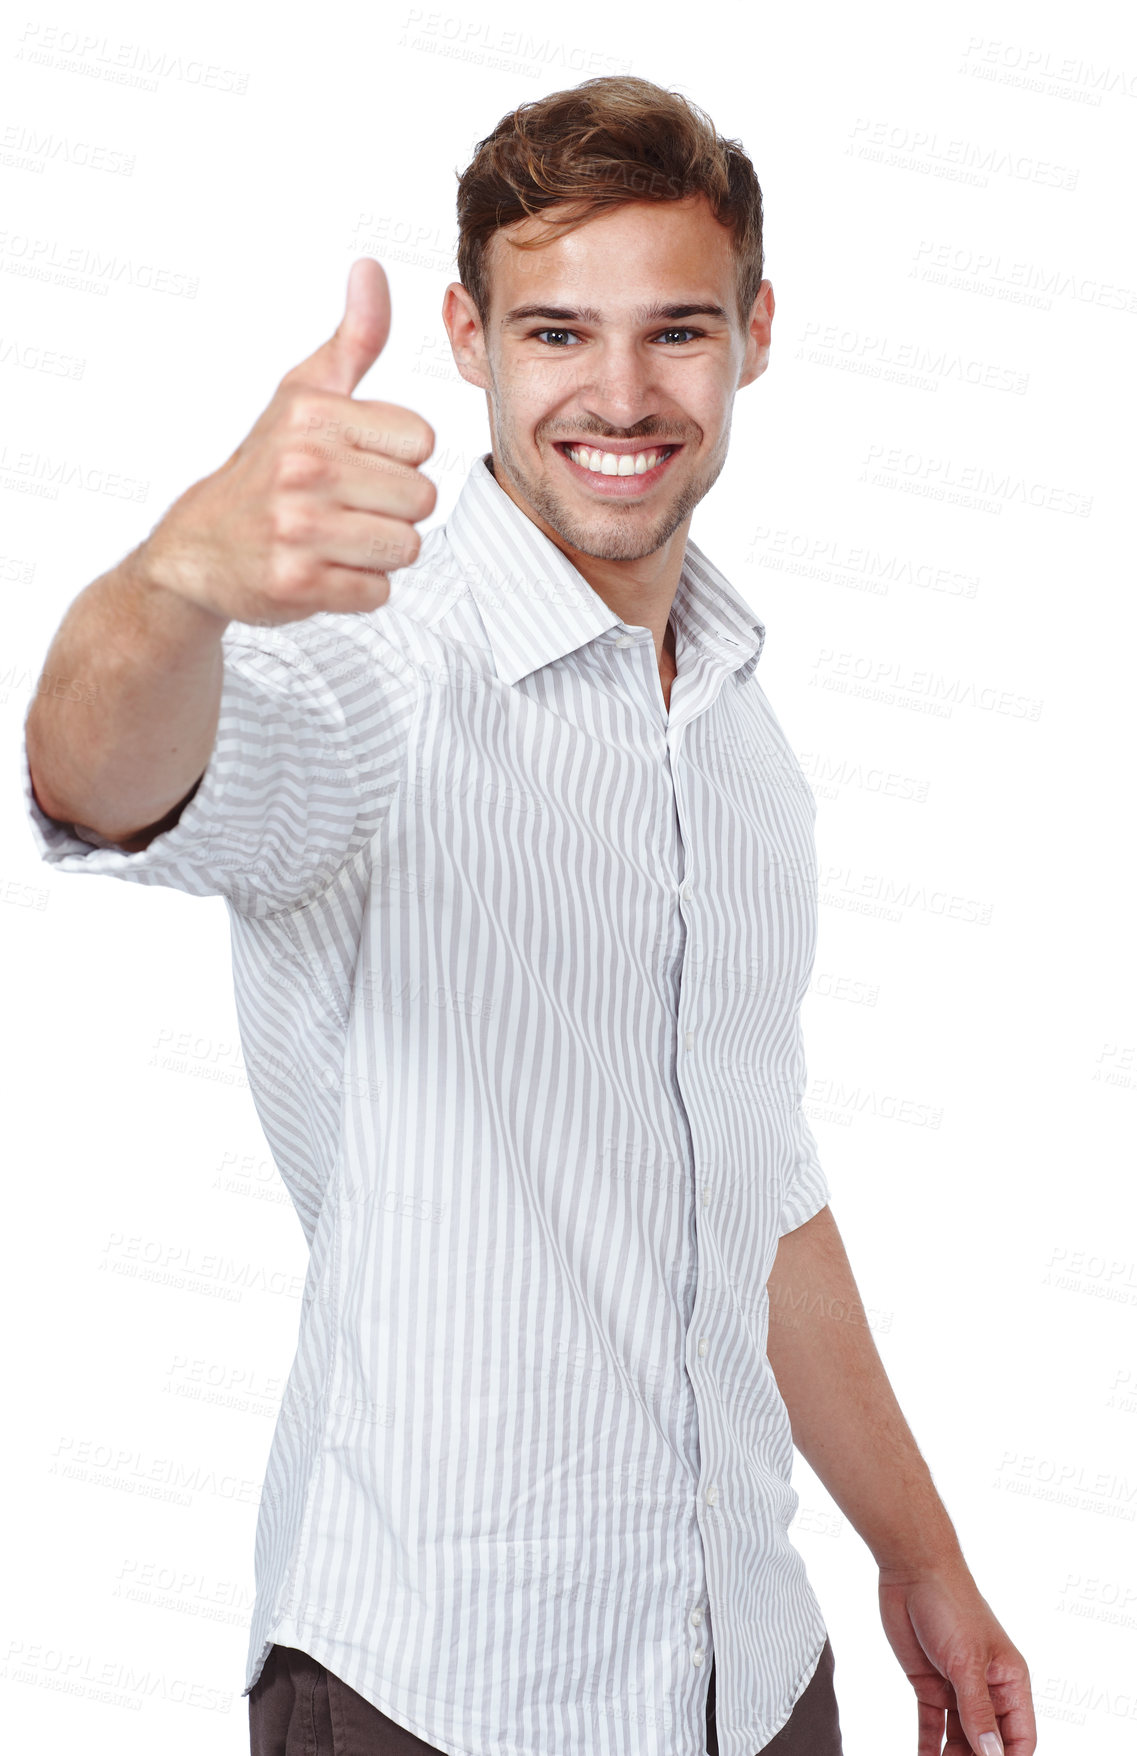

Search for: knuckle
xmin=275 ymin=444 xmax=325 ymax=491
xmin=269 ymin=497 xmax=320 ymax=547
xmin=281 ymin=390 xmax=327 ymax=438
xmin=266 ymin=550 xmax=314 ymax=598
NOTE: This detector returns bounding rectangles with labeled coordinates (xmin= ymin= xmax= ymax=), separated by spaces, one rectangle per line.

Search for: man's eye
xmin=531 ymin=327 xmax=702 ymax=346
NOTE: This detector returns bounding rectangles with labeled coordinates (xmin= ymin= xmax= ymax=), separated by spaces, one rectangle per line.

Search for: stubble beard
xmin=492 ymin=413 xmax=729 ymax=563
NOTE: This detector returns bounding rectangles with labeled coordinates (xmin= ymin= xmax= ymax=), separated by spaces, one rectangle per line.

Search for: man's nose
xmin=571 ymin=344 xmax=665 ymax=432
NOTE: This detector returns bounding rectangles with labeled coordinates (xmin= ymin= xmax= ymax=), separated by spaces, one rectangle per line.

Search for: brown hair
xmin=455 ymin=76 xmax=764 ymax=329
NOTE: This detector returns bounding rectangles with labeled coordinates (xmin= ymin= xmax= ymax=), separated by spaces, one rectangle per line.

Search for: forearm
xmin=25 ymin=541 xmax=229 ymax=843
xmin=765 ymin=1204 xmax=964 ymax=1575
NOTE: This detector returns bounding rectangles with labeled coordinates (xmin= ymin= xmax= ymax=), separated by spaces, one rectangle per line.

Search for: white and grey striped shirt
xmin=23 ymin=453 xmax=832 ymax=1756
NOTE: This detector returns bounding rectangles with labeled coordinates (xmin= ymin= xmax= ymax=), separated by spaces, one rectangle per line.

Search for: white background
xmin=2 ymin=0 xmax=1135 ymax=1749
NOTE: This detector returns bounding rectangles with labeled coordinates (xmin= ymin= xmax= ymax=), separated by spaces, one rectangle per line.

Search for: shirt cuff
xmin=778 ymin=1155 xmax=831 ymax=1235
xmin=19 ymin=709 xmax=229 ymax=879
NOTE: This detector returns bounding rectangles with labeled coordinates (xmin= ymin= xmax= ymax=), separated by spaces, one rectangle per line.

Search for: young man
xmin=23 ymin=76 xmax=1035 ymax=1756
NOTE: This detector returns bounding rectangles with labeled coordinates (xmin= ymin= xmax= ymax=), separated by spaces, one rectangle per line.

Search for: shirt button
xmin=706 ymin=1486 xmax=717 ymax=1506
xmin=681 ymin=882 xmax=693 ymax=901
xmin=690 ymin=1609 xmax=704 ymax=1627
xmin=702 ymin=1187 xmax=711 ymax=1208
xmin=684 ymin=1030 xmax=694 ymax=1051
xmin=614 ymin=634 xmax=634 ymax=647
xmin=693 ymin=1648 xmax=705 ymax=1665
xmin=698 ymin=1337 xmax=708 ymax=1357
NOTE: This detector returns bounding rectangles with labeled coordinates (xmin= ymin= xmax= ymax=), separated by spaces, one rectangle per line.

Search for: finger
xmin=304 ymin=508 xmax=423 ymax=574
xmin=306 ymin=562 xmax=395 ymax=614
xmin=943 ymin=1703 xmax=979 ymax=1755
xmin=942 ymin=1714 xmax=972 ymax=1755
xmin=300 ymin=402 xmax=437 ymax=477
xmin=984 ymin=1656 xmax=1037 ymax=1754
xmin=299 ymin=400 xmax=436 ymax=474
xmin=282 ymin=258 xmax=392 ymax=398
xmin=916 ymin=1697 xmax=947 ymax=1756
xmin=259 ymin=561 xmax=396 ymax=620
xmin=949 ymin=1663 xmax=1008 ymax=1756
xmin=328 ymin=455 xmax=436 ymax=524
xmin=984 ymin=1689 xmax=1037 ymax=1755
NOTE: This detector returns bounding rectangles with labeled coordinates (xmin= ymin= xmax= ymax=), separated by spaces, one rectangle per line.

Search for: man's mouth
xmin=553 ymin=440 xmax=681 ymax=487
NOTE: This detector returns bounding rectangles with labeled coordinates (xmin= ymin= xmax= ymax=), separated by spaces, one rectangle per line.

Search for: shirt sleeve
xmin=778 ymin=1108 xmax=831 ymax=1235
xmin=20 ymin=615 xmax=422 ymax=918
xmin=778 ymin=1011 xmax=831 ymax=1234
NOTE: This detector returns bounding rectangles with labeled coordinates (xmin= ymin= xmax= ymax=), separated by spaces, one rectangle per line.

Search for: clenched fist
xmin=139 ymin=258 xmax=437 ymax=626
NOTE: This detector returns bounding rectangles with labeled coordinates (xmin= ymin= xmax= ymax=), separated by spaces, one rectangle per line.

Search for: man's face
xmin=444 ymin=196 xmax=773 ymax=563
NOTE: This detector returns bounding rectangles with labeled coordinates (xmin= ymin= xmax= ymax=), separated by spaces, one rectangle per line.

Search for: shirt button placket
xmin=668 ymin=705 xmax=721 ymax=1682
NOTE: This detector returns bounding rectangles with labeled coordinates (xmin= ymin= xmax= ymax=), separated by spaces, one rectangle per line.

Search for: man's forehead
xmin=484 ymin=197 xmax=737 ymax=320
xmin=492 ymin=195 xmax=723 ymax=262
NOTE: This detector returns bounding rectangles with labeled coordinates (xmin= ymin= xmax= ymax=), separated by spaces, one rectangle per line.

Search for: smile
xmin=553 ymin=441 xmax=681 ymax=493
xmin=563 ymin=443 xmax=676 ymax=476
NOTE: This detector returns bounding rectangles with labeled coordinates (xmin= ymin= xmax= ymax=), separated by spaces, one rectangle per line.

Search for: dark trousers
xmin=250 ymin=1638 xmax=842 ymax=1754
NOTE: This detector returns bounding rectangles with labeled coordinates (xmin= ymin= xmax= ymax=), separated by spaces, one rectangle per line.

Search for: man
xmin=23 ymin=75 xmax=1034 ymax=1756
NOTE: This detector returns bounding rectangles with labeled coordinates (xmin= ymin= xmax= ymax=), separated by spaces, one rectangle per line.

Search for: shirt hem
xmin=246 ymin=1616 xmax=829 ymax=1756
xmin=251 ymin=1615 xmax=510 ymax=1756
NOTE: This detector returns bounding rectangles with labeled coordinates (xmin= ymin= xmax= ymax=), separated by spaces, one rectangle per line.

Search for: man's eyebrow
xmin=636 ymin=303 xmax=729 ymax=322
xmin=501 ymin=302 xmax=729 ymax=326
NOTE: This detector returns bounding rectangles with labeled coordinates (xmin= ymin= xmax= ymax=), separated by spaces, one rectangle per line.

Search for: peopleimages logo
xmin=809 ymin=648 xmax=1044 ymax=722
xmin=747 ymin=524 xmax=979 ymax=599
xmin=15 ymin=23 xmax=250 ymax=95
xmin=911 ymin=240 xmax=1137 ymax=316
xmin=0 ymin=440 xmax=147 ymax=502
xmin=796 ymin=320 xmax=1029 ymax=394
xmin=846 ymin=118 xmax=1079 ymax=190
xmin=395 ymin=9 xmax=632 ymax=78
xmin=860 ymin=443 xmax=1092 ymax=518
xmin=959 ymin=36 xmax=1137 ymax=106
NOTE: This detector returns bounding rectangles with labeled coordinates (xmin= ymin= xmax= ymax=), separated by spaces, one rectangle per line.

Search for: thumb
xmin=283 ymin=257 xmax=391 ymax=397
xmin=954 ymin=1665 xmax=1004 ymax=1756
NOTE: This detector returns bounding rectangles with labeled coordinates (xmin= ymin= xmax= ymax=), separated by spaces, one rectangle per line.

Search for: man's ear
xmin=737 ymin=280 xmax=775 ymax=389
xmin=442 ymin=282 xmax=492 ymax=391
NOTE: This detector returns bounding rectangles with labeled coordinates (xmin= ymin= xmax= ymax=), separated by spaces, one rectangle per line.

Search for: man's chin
xmin=525 ymin=484 xmax=696 ymax=563
xmin=551 ymin=521 xmax=679 ymax=563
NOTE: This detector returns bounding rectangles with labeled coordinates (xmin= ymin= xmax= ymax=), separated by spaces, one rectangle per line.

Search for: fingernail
xmin=978 ymin=1735 xmax=1003 ymax=1756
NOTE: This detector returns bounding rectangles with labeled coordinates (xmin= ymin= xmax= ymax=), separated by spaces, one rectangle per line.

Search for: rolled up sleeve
xmin=779 ymin=1108 xmax=831 ymax=1235
xmin=778 ymin=1010 xmax=831 ymax=1234
xmin=21 ymin=616 xmax=421 ymax=918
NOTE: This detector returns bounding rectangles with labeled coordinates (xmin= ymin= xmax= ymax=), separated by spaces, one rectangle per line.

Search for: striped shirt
xmin=22 ymin=452 xmax=832 ymax=1756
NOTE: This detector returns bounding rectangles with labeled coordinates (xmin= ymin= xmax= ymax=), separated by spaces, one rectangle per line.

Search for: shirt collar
xmin=445 ymin=454 xmax=765 ymax=687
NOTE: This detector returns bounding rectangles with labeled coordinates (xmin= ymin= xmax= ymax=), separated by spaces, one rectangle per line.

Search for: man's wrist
xmin=874 ymin=1520 xmax=968 ymax=1581
xmin=122 ymin=529 xmax=231 ymax=638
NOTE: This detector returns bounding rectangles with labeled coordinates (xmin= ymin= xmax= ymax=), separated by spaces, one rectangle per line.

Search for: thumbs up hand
xmin=138 ymin=259 xmax=437 ymax=626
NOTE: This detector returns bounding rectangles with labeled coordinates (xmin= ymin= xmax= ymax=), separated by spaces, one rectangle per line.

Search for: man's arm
xmin=26 ymin=558 xmax=228 ymax=846
xmin=25 ymin=257 xmax=432 ymax=848
xmin=766 ymin=1203 xmax=958 ymax=1571
xmin=766 ymin=1205 xmax=1036 ymax=1756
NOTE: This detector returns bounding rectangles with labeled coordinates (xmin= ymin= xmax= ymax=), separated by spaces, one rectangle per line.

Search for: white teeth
xmin=565 ymin=445 xmax=667 ymax=476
